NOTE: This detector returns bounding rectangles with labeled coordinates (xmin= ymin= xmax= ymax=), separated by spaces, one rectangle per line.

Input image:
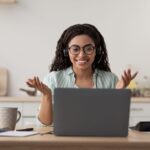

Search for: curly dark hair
xmin=50 ymin=23 xmax=111 ymax=72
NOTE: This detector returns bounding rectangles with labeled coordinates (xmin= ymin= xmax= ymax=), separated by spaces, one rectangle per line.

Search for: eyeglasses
xmin=68 ymin=44 xmax=95 ymax=55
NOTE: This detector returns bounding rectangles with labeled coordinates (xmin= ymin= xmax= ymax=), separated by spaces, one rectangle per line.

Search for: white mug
xmin=0 ymin=107 xmax=21 ymax=130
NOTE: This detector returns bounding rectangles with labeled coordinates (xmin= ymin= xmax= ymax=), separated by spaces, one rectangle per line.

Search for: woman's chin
xmin=75 ymin=64 xmax=91 ymax=70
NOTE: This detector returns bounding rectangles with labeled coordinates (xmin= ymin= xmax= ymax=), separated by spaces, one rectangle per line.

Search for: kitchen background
xmin=0 ymin=0 xmax=150 ymax=96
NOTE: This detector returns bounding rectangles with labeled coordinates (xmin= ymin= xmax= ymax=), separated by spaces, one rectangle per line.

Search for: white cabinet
xmin=1 ymin=96 xmax=150 ymax=127
xmin=129 ymin=97 xmax=150 ymax=126
xmin=0 ymin=97 xmax=40 ymax=126
xmin=22 ymin=102 xmax=40 ymax=126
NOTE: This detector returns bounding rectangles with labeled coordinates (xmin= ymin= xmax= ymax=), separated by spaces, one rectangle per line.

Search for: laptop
xmin=53 ymin=88 xmax=131 ymax=136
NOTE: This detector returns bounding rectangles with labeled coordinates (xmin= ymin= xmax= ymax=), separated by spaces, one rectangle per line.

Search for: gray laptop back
xmin=54 ymin=88 xmax=131 ymax=136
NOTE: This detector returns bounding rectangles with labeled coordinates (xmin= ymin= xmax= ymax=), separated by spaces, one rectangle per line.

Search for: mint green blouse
xmin=43 ymin=67 xmax=119 ymax=95
xmin=36 ymin=67 xmax=119 ymax=126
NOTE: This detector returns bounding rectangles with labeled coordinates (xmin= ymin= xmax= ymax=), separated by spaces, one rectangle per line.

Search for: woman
xmin=26 ymin=24 xmax=137 ymax=126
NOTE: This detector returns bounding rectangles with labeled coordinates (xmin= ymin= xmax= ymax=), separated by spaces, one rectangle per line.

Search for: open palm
xmin=116 ymin=69 xmax=138 ymax=89
xmin=26 ymin=76 xmax=51 ymax=96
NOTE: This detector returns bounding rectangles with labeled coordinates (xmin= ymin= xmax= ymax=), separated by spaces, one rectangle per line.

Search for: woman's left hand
xmin=116 ymin=69 xmax=138 ymax=89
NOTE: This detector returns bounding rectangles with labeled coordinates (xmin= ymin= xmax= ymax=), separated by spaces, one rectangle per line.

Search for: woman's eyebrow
xmin=69 ymin=43 xmax=94 ymax=47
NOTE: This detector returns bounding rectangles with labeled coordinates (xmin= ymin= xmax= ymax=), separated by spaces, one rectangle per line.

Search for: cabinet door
xmin=22 ymin=116 xmax=37 ymax=126
xmin=130 ymin=103 xmax=150 ymax=117
xmin=130 ymin=102 xmax=150 ymax=126
xmin=22 ymin=102 xmax=40 ymax=125
xmin=130 ymin=117 xmax=150 ymax=126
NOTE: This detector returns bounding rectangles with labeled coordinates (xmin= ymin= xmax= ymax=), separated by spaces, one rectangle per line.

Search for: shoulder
xmin=95 ymin=69 xmax=118 ymax=88
xmin=96 ymin=69 xmax=118 ymax=79
xmin=43 ymin=67 xmax=72 ymax=83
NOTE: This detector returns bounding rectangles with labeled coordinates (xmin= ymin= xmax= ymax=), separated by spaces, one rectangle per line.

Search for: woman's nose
xmin=78 ymin=49 xmax=86 ymax=56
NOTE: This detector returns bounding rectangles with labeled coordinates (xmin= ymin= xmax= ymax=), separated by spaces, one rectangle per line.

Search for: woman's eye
xmin=85 ymin=47 xmax=92 ymax=51
xmin=72 ymin=48 xmax=79 ymax=52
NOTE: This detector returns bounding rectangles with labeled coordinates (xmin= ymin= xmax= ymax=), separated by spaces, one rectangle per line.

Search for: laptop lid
xmin=53 ymin=88 xmax=131 ymax=136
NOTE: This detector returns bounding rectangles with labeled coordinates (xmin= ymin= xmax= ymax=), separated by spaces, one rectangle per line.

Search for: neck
xmin=72 ymin=67 xmax=93 ymax=79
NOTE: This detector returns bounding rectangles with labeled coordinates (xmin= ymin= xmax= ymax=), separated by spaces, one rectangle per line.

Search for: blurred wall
xmin=0 ymin=0 xmax=150 ymax=96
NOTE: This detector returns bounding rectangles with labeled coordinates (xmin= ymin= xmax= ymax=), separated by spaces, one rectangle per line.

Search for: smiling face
xmin=68 ymin=35 xmax=96 ymax=71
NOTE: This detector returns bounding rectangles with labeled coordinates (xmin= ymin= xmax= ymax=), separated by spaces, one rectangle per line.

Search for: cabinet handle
xmin=22 ymin=116 xmax=35 ymax=118
xmin=131 ymin=108 xmax=143 ymax=111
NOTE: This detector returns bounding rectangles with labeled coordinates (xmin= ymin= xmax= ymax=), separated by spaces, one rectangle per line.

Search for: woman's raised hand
xmin=116 ymin=69 xmax=138 ymax=89
xmin=26 ymin=76 xmax=51 ymax=96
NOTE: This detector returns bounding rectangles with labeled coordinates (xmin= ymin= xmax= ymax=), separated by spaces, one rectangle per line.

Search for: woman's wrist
xmin=42 ymin=87 xmax=51 ymax=97
xmin=43 ymin=93 xmax=51 ymax=100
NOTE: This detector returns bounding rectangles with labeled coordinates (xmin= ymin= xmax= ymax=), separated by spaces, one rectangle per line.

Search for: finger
xmin=123 ymin=70 xmax=130 ymax=81
xmin=35 ymin=77 xmax=41 ymax=89
xmin=35 ymin=77 xmax=44 ymax=93
xmin=33 ymin=76 xmax=36 ymax=86
xmin=26 ymin=81 xmax=34 ymax=87
xmin=26 ymin=79 xmax=35 ymax=87
xmin=34 ymin=77 xmax=48 ymax=94
xmin=38 ymin=80 xmax=46 ymax=93
xmin=122 ymin=73 xmax=130 ymax=86
xmin=131 ymin=71 xmax=138 ymax=80
xmin=26 ymin=81 xmax=32 ymax=86
xmin=26 ymin=79 xmax=33 ymax=84
xmin=127 ymin=69 xmax=131 ymax=79
xmin=121 ymin=75 xmax=127 ymax=87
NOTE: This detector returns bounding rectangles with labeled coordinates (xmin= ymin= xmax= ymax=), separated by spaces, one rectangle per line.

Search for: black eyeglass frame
xmin=68 ymin=44 xmax=96 ymax=55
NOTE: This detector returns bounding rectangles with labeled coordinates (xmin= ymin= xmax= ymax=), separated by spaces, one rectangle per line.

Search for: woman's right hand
xmin=27 ymin=77 xmax=53 ymax=125
xmin=26 ymin=76 xmax=51 ymax=96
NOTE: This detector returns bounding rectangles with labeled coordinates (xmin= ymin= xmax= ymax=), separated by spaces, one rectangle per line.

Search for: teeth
xmin=77 ymin=60 xmax=87 ymax=62
xmin=76 ymin=60 xmax=87 ymax=65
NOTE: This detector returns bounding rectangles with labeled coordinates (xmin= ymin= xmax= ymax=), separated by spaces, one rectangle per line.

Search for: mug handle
xmin=16 ymin=110 xmax=21 ymax=123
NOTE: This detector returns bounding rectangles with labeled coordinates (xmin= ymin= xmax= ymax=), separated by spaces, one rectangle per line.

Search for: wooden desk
xmin=0 ymin=127 xmax=150 ymax=150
